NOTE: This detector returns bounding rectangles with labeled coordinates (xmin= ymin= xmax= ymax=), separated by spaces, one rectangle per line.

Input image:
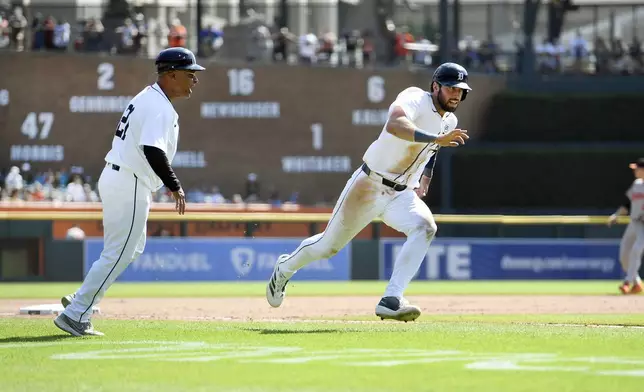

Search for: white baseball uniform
xmin=621 ymin=178 xmax=644 ymax=283
xmin=63 ymin=83 xmax=179 ymax=323
xmin=279 ymin=87 xmax=457 ymax=298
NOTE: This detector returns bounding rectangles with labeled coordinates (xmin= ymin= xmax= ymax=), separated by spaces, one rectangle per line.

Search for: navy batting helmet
xmin=155 ymin=47 xmax=205 ymax=74
xmin=432 ymin=62 xmax=472 ymax=101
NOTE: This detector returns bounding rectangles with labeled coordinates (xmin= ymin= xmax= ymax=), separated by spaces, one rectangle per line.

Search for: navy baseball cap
xmin=155 ymin=47 xmax=205 ymax=74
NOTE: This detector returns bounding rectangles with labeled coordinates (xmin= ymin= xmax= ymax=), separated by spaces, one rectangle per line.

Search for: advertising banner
xmin=379 ymin=238 xmax=621 ymax=280
xmin=84 ymin=238 xmax=351 ymax=281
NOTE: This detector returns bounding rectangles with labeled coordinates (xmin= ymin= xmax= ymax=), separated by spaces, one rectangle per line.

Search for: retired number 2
xmin=115 ymin=104 xmax=135 ymax=140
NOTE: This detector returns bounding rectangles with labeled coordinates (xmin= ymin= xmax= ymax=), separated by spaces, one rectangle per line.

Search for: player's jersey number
xmin=115 ymin=104 xmax=135 ymax=140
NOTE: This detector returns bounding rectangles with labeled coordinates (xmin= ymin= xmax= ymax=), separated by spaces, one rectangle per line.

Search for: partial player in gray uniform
xmin=608 ymin=157 xmax=644 ymax=294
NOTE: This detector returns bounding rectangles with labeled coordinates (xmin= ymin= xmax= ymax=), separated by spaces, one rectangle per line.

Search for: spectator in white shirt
xmin=53 ymin=19 xmax=70 ymax=50
xmin=65 ymin=175 xmax=86 ymax=202
xmin=4 ymin=166 xmax=23 ymax=193
xmin=83 ymin=183 xmax=99 ymax=202
xmin=298 ymin=32 xmax=318 ymax=65
xmin=116 ymin=18 xmax=138 ymax=54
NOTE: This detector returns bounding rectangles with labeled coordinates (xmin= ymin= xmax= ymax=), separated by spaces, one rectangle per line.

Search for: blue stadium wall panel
xmin=379 ymin=238 xmax=622 ymax=280
xmin=83 ymin=238 xmax=351 ymax=282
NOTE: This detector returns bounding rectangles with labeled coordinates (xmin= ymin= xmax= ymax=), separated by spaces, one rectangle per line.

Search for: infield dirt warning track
xmin=0 ymin=295 xmax=640 ymax=321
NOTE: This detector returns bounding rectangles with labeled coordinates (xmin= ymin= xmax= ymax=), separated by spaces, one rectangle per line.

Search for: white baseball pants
xmin=63 ymin=165 xmax=151 ymax=323
xmin=279 ymin=166 xmax=437 ymax=298
xmin=621 ymin=221 xmax=644 ymax=283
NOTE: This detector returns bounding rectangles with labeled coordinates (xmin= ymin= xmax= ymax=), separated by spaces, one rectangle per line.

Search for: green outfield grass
xmin=1 ymin=318 xmax=643 ymax=392
xmin=1 ymin=281 xmax=642 ymax=391
xmin=0 ymin=280 xmax=627 ymax=299
xmin=339 ymin=313 xmax=644 ymax=326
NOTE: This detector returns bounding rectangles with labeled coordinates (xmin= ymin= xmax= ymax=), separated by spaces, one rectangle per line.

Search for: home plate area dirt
xmin=1 ymin=295 xmax=641 ymax=321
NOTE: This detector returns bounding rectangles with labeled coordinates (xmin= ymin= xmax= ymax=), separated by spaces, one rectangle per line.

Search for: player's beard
xmin=437 ymin=90 xmax=459 ymax=113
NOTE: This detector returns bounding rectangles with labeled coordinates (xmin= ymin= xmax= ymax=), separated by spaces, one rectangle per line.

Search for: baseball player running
xmin=266 ymin=63 xmax=471 ymax=322
xmin=608 ymin=157 xmax=644 ymax=295
xmin=54 ymin=48 xmax=205 ymax=336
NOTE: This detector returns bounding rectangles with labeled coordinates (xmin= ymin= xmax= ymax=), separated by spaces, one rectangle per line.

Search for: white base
xmin=19 ymin=304 xmax=100 ymax=316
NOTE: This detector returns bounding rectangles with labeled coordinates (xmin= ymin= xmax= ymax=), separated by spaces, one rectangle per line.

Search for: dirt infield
xmin=0 ymin=295 xmax=640 ymax=321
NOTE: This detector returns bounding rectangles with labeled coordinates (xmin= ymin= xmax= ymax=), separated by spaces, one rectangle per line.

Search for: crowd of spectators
xmin=2 ymin=3 xmax=642 ymax=75
xmin=530 ymin=31 xmax=644 ymax=75
xmin=0 ymin=164 xmax=99 ymax=203
xmin=0 ymin=164 xmax=302 ymax=207
xmin=0 ymin=5 xmax=201 ymax=58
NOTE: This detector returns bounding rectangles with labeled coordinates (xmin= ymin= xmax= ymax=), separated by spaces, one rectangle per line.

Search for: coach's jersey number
xmin=115 ymin=104 xmax=135 ymax=140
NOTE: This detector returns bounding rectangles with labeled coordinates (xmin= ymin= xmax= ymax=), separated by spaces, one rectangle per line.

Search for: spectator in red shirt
xmin=395 ymin=26 xmax=414 ymax=64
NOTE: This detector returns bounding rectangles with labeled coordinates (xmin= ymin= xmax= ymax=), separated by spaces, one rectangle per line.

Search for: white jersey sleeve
xmin=139 ymin=111 xmax=171 ymax=154
xmin=103 ymin=83 xmax=179 ymax=191
xmin=392 ymin=87 xmax=426 ymax=122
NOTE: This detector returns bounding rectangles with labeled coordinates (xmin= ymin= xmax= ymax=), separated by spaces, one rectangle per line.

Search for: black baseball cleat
xmin=54 ymin=313 xmax=104 ymax=337
xmin=375 ymin=296 xmax=421 ymax=322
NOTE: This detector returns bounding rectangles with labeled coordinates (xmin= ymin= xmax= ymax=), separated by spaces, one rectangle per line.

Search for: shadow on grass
xmin=0 ymin=335 xmax=75 ymax=344
xmin=244 ymin=327 xmax=350 ymax=335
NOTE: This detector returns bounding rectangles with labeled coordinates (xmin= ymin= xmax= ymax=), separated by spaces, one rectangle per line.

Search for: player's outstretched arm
xmin=608 ymin=197 xmax=630 ymax=227
xmin=143 ymin=145 xmax=186 ymax=215
xmin=385 ymin=106 xmax=468 ymax=147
